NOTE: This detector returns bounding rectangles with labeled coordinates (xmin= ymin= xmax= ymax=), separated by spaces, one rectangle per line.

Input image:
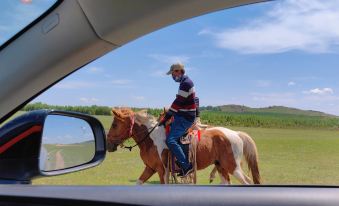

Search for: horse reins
xmin=121 ymin=116 xmax=160 ymax=152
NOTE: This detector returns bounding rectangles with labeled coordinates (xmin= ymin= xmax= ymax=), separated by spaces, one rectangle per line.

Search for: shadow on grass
xmin=129 ymin=179 xmax=161 ymax=184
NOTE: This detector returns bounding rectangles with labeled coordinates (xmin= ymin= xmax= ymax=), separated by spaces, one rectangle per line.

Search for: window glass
xmin=18 ymin=0 xmax=339 ymax=185
xmin=0 ymin=0 xmax=57 ymax=46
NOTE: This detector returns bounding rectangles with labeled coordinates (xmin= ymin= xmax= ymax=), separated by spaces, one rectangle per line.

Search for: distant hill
xmin=15 ymin=103 xmax=339 ymax=129
xmin=200 ymin=105 xmax=337 ymax=117
xmin=21 ymin=102 xmax=337 ymax=118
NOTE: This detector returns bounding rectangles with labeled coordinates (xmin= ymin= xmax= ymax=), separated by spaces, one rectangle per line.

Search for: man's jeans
xmin=166 ymin=114 xmax=194 ymax=170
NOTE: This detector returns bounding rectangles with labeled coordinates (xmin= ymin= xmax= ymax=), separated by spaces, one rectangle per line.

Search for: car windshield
xmin=0 ymin=0 xmax=57 ymax=46
xmin=3 ymin=0 xmax=339 ymax=186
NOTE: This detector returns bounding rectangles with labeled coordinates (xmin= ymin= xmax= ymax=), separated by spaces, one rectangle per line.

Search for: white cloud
xmin=200 ymin=0 xmax=339 ymax=54
xmin=55 ymin=81 xmax=94 ymax=89
xmin=150 ymin=70 xmax=167 ymax=77
xmin=110 ymin=79 xmax=134 ymax=89
xmin=288 ymin=81 xmax=296 ymax=86
xmin=304 ymin=87 xmax=334 ymax=95
xmin=198 ymin=28 xmax=212 ymax=36
xmin=251 ymin=92 xmax=297 ymax=105
xmin=185 ymin=67 xmax=195 ymax=72
xmin=131 ymin=96 xmax=145 ymax=101
xmin=198 ymin=50 xmax=224 ymax=59
xmin=80 ymin=97 xmax=99 ymax=104
xmin=148 ymin=54 xmax=190 ymax=64
xmin=111 ymin=79 xmax=132 ymax=85
xmin=293 ymin=76 xmax=319 ymax=81
xmin=87 ymin=67 xmax=104 ymax=74
xmin=148 ymin=54 xmax=191 ymax=78
xmin=255 ymin=80 xmax=271 ymax=87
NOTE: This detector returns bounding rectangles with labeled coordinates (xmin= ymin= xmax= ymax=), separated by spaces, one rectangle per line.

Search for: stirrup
xmin=177 ymin=165 xmax=193 ymax=177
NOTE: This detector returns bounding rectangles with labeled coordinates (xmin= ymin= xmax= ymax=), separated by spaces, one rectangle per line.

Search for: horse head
xmin=106 ymin=108 xmax=134 ymax=152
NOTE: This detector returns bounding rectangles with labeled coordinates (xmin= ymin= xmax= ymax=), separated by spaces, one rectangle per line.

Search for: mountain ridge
xmin=200 ymin=104 xmax=337 ymax=117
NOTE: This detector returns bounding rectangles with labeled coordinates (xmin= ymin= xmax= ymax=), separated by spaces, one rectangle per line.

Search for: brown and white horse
xmin=106 ymin=108 xmax=261 ymax=185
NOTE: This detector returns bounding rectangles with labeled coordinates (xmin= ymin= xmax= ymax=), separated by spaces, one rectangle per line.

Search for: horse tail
xmin=238 ymin=131 xmax=261 ymax=184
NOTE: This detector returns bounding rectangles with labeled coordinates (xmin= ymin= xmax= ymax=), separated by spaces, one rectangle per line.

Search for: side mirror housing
xmin=0 ymin=110 xmax=106 ymax=184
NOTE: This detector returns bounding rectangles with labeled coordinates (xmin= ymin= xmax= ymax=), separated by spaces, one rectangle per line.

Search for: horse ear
xmin=120 ymin=108 xmax=133 ymax=118
xmin=111 ymin=108 xmax=120 ymax=117
xmin=163 ymin=107 xmax=167 ymax=114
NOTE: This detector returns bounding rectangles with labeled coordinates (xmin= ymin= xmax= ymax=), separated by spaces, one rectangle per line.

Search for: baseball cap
xmin=166 ymin=63 xmax=185 ymax=75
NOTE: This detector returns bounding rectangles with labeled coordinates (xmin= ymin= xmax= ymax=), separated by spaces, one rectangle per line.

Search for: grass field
xmin=41 ymin=142 xmax=95 ymax=171
xmin=32 ymin=114 xmax=339 ymax=185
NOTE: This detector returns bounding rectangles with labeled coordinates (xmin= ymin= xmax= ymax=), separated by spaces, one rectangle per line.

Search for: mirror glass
xmin=40 ymin=114 xmax=95 ymax=172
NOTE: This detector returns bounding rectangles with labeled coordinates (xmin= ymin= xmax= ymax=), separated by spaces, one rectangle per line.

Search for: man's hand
xmin=159 ymin=111 xmax=172 ymax=126
xmin=158 ymin=119 xmax=166 ymax=127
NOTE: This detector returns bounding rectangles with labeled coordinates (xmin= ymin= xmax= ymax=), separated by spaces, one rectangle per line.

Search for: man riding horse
xmin=159 ymin=63 xmax=197 ymax=177
xmin=107 ymin=64 xmax=261 ymax=184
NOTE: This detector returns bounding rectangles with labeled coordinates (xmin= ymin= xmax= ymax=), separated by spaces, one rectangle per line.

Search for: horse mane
xmin=134 ymin=110 xmax=158 ymax=126
xmin=112 ymin=107 xmax=158 ymax=126
xmin=112 ymin=107 xmax=133 ymax=117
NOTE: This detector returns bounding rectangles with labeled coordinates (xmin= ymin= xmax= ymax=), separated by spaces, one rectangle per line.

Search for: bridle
xmin=120 ymin=114 xmax=159 ymax=152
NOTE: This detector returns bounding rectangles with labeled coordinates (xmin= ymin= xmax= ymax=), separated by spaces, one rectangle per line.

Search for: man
xmin=159 ymin=63 xmax=196 ymax=177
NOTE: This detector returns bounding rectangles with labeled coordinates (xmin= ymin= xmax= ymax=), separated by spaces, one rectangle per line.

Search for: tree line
xmin=22 ymin=102 xmax=164 ymax=116
xmin=22 ymin=102 xmax=339 ymax=129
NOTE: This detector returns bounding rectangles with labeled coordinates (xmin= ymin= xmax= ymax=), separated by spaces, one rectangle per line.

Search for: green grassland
xmin=2 ymin=108 xmax=339 ymax=185
xmin=201 ymin=105 xmax=335 ymax=117
xmin=200 ymin=111 xmax=339 ymax=129
xmin=41 ymin=142 xmax=95 ymax=171
xmin=33 ymin=115 xmax=339 ymax=185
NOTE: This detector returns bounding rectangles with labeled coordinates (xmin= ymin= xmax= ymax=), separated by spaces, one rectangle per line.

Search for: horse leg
xmin=232 ymin=168 xmax=250 ymax=185
xmin=239 ymin=161 xmax=252 ymax=183
xmin=137 ymin=166 xmax=155 ymax=185
xmin=157 ymin=166 xmax=166 ymax=184
xmin=215 ymin=166 xmax=231 ymax=185
xmin=219 ymin=172 xmax=231 ymax=184
xmin=209 ymin=166 xmax=218 ymax=183
xmin=217 ymin=139 xmax=250 ymax=185
xmin=243 ymin=171 xmax=252 ymax=184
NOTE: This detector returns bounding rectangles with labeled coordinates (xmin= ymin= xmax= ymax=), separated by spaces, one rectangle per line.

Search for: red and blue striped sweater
xmin=169 ymin=75 xmax=196 ymax=122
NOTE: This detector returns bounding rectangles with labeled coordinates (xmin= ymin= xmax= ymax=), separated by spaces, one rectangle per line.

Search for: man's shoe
xmin=177 ymin=164 xmax=193 ymax=177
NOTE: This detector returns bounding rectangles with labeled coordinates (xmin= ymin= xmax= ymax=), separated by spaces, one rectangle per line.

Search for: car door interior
xmin=0 ymin=0 xmax=338 ymax=206
xmin=0 ymin=110 xmax=106 ymax=184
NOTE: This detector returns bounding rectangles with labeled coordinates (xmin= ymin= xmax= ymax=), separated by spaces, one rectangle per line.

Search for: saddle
xmin=164 ymin=117 xmax=204 ymax=144
xmin=164 ymin=123 xmax=201 ymax=145
xmin=165 ymin=124 xmax=201 ymax=184
xmin=179 ymin=129 xmax=201 ymax=145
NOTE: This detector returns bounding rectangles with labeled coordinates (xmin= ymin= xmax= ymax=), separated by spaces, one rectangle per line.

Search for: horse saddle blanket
xmin=165 ymin=125 xmax=201 ymax=145
xmin=180 ymin=129 xmax=201 ymax=145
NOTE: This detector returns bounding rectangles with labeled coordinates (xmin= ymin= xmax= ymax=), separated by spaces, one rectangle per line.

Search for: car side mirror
xmin=0 ymin=110 xmax=106 ymax=184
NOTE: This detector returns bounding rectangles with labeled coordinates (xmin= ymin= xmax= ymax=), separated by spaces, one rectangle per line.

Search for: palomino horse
xmin=106 ymin=108 xmax=261 ymax=185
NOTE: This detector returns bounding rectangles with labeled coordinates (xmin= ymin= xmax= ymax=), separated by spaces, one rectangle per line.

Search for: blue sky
xmin=43 ymin=115 xmax=94 ymax=144
xmin=1 ymin=1 xmax=339 ymax=115
xmin=0 ymin=0 xmax=56 ymax=44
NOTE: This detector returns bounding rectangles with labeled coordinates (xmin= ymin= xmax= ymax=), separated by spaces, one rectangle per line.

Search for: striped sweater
xmin=169 ymin=75 xmax=196 ymax=122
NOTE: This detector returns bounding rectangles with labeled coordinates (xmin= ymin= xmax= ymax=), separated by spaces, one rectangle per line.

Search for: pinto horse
xmin=106 ymin=108 xmax=261 ymax=185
